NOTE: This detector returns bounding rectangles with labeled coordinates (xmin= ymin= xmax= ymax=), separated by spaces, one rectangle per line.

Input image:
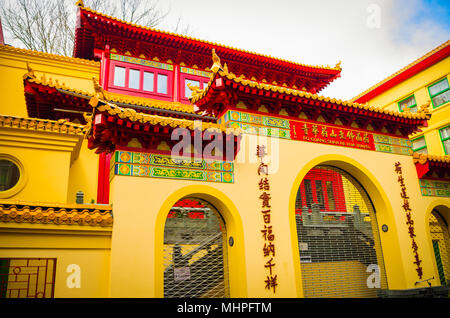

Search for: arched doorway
xmin=428 ymin=208 xmax=450 ymax=286
xmin=163 ymin=197 xmax=230 ymax=298
xmin=294 ymin=165 xmax=388 ymax=297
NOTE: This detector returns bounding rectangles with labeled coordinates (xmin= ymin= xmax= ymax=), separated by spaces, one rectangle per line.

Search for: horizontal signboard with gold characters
xmin=219 ymin=109 xmax=412 ymax=155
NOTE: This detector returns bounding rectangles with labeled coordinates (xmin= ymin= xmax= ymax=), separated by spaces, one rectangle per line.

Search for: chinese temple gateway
xmin=0 ymin=2 xmax=449 ymax=298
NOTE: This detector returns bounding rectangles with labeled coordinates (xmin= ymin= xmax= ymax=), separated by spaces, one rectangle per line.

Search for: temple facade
xmin=0 ymin=2 xmax=448 ymax=298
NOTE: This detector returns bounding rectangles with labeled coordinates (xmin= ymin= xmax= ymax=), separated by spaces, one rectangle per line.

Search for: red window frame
xmin=108 ymin=60 xmax=173 ymax=101
xmin=179 ymin=72 xmax=211 ymax=104
xmin=297 ymin=168 xmax=346 ymax=213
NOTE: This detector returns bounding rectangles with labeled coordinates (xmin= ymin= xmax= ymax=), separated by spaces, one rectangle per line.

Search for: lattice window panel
xmin=0 ymin=258 xmax=56 ymax=298
xmin=295 ymin=165 xmax=388 ymax=298
xmin=429 ymin=210 xmax=450 ymax=286
xmin=163 ymin=198 xmax=230 ymax=298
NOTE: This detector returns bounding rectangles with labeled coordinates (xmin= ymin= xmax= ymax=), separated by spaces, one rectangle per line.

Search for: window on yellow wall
xmin=439 ymin=126 xmax=450 ymax=155
xmin=411 ymin=136 xmax=427 ymax=154
xmin=398 ymin=95 xmax=417 ymax=112
xmin=0 ymin=159 xmax=20 ymax=192
xmin=428 ymin=78 xmax=450 ymax=108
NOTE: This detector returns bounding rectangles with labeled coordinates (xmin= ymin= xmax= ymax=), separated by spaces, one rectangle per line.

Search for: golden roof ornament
xmin=75 ymin=0 xmax=84 ymax=7
xmin=23 ymin=62 xmax=36 ymax=80
xmin=211 ymin=49 xmax=222 ymax=72
xmin=187 ymin=82 xmax=202 ymax=99
xmin=335 ymin=60 xmax=342 ymax=71
xmin=223 ymin=63 xmax=229 ymax=74
xmin=92 ymin=77 xmax=106 ymax=100
xmin=418 ymin=100 xmax=431 ymax=114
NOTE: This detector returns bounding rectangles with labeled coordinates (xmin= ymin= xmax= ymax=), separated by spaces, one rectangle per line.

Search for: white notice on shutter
xmin=174 ymin=267 xmax=191 ymax=281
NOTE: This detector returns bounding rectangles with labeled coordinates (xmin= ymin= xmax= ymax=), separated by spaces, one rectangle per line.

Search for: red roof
xmin=73 ymin=5 xmax=341 ymax=93
xmin=191 ymin=68 xmax=431 ymax=137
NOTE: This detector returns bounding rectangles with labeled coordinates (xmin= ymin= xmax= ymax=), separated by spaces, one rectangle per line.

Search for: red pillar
xmin=97 ymin=152 xmax=111 ymax=204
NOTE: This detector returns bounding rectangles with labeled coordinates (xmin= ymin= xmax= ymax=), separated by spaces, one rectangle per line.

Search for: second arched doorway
xmin=294 ymin=165 xmax=388 ymax=297
xmin=428 ymin=207 xmax=450 ymax=286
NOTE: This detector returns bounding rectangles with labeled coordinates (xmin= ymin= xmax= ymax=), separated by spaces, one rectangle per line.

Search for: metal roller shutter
xmin=429 ymin=210 xmax=450 ymax=286
xmin=163 ymin=198 xmax=229 ymax=298
xmin=295 ymin=165 xmax=388 ymax=297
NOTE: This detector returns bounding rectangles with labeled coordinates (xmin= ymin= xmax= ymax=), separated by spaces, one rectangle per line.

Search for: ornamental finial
xmin=418 ymin=100 xmax=431 ymax=114
xmin=335 ymin=60 xmax=342 ymax=71
xmin=187 ymin=82 xmax=202 ymax=99
xmin=75 ymin=0 xmax=84 ymax=7
xmin=92 ymin=77 xmax=106 ymax=100
xmin=23 ymin=62 xmax=36 ymax=80
xmin=211 ymin=49 xmax=222 ymax=72
xmin=223 ymin=63 xmax=229 ymax=74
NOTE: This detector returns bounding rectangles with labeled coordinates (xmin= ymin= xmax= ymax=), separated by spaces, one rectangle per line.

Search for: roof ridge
xmin=0 ymin=113 xmax=87 ymax=135
xmin=91 ymin=98 xmax=241 ymax=135
xmin=0 ymin=199 xmax=112 ymax=210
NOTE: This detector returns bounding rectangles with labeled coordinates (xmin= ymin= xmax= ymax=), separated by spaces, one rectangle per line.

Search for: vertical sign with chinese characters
xmin=257 ymin=145 xmax=278 ymax=294
xmin=395 ymin=162 xmax=423 ymax=280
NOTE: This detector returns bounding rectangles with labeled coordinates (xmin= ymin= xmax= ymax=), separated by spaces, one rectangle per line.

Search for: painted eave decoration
xmin=23 ymin=67 xmax=202 ymax=123
xmin=86 ymin=97 xmax=241 ymax=156
xmin=73 ymin=1 xmax=341 ymax=93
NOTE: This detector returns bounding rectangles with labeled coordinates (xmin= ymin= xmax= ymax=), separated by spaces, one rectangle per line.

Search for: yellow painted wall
xmin=0 ymin=128 xmax=82 ymax=202
xmin=108 ymin=132 xmax=449 ymax=297
xmin=0 ymin=223 xmax=111 ymax=298
xmin=0 ymin=45 xmax=101 ymax=204
xmin=365 ymin=56 xmax=450 ymax=156
xmin=0 ymin=44 xmax=449 ymax=298
xmin=66 ymin=139 xmax=99 ymax=204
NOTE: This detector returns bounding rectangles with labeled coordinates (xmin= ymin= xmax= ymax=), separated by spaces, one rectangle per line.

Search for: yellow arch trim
xmin=424 ymin=199 xmax=450 ymax=286
xmin=288 ymin=153 xmax=407 ymax=295
xmin=154 ymin=184 xmax=248 ymax=298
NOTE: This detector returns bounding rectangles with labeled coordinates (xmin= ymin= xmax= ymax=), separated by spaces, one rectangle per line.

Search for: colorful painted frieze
xmin=180 ymin=67 xmax=212 ymax=78
xmin=111 ymin=151 xmax=234 ymax=183
xmin=220 ymin=110 xmax=291 ymax=139
xmin=110 ymin=53 xmax=174 ymax=71
xmin=419 ymin=179 xmax=450 ymax=197
xmin=373 ymin=134 xmax=413 ymax=155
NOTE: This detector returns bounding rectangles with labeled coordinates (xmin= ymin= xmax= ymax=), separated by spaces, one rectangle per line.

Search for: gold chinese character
xmin=330 ymin=129 xmax=337 ymax=138
xmin=356 ymin=133 xmax=362 ymax=142
xmin=302 ymin=123 xmax=309 ymax=135
xmin=363 ymin=133 xmax=370 ymax=143
xmin=346 ymin=131 xmax=355 ymax=141
xmin=311 ymin=125 xmax=319 ymax=137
